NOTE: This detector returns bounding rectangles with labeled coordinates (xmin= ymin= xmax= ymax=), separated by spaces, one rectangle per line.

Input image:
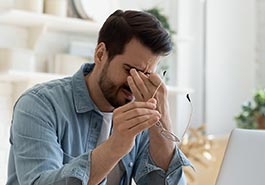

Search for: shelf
xmin=0 ymin=9 xmax=100 ymax=48
xmin=0 ymin=70 xmax=66 ymax=83
xmin=0 ymin=9 xmax=100 ymax=35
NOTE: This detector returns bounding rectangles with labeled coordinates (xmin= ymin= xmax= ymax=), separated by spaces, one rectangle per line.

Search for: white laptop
xmin=216 ymin=128 xmax=265 ymax=185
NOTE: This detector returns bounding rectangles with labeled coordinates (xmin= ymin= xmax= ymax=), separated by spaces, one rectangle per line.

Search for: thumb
xmin=148 ymin=98 xmax=157 ymax=104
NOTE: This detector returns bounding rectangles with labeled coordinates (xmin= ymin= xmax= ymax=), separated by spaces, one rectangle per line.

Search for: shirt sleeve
xmin=10 ymin=93 xmax=91 ymax=185
xmin=133 ymin=132 xmax=191 ymax=185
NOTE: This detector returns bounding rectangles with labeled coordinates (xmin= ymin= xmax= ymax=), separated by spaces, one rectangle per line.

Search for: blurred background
xmin=0 ymin=0 xmax=261 ymax=184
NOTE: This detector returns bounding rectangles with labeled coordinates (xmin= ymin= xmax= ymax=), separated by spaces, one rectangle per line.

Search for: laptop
xmin=215 ymin=128 xmax=265 ymax=185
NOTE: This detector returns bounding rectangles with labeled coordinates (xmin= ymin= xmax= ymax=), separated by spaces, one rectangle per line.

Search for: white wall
xmin=0 ymin=82 xmax=13 ymax=184
xmin=256 ymin=0 xmax=265 ymax=88
xmin=176 ymin=0 xmax=206 ymax=134
xmin=206 ymin=0 xmax=256 ymax=135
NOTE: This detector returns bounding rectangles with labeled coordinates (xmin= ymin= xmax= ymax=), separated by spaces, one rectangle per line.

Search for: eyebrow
xmin=124 ymin=64 xmax=151 ymax=74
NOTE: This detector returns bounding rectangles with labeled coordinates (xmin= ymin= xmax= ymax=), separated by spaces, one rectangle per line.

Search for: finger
xmin=148 ymin=73 xmax=167 ymax=98
xmin=113 ymin=110 xmax=160 ymax=133
xmin=114 ymin=101 xmax=156 ymax=114
xmin=149 ymin=73 xmax=162 ymax=86
xmin=113 ymin=115 xmax=158 ymax=137
xmin=124 ymin=108 xmax=160 ymax=121
xmin=127 ymin=76 xmax=143 ymax=101
xmin=138 ymin=71 xmax=153 ymax=87
xmin=129 ymin=116 xmax=160 ymax=135
xmin=138 ymin=72 xmax=157 ymax=98
xmin=139 ymin=72 xmax=165 ymax=99
xmin=130 ymin=69 xmax=149 ymax=99
xmin=147 ymin=98 xmax=157 ymax=104
xmin=119 ymin=113 xmax=159 ymax=130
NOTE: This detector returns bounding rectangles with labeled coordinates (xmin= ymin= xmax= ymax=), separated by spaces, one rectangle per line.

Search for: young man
xmin=7 ymin=10 xmax=190 ymax=185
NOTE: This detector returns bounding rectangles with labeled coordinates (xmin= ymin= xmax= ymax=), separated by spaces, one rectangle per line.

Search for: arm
xmin=11 ymin=92 xmax=160 ymax=185
xmin=132 ymin=127 xmax=191 ymax=184
xmin=88 ymin=101 xmax=161 ymax=184
xmin=128 ymin=68 xmax=175 ymax=170
xmin=10 ymin=93 xmax=90 ymax=185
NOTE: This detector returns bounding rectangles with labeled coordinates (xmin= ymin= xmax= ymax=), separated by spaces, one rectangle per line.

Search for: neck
xmin=85 ymin=71 xmax=114 ymax=112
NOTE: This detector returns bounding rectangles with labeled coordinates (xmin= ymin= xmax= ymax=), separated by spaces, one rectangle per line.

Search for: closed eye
xmin=124 ymin=66 xmax=131 ymax=74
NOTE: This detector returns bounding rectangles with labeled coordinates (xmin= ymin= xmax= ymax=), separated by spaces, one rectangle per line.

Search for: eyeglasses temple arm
xmin=180 ymin=94 xmax=193 ymax=140
xmin=151 ymin=71 xmax=167 ymax=99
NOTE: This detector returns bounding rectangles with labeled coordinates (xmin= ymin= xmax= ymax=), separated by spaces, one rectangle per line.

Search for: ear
xmin=94 ymin=42 xmax=107 ymax=64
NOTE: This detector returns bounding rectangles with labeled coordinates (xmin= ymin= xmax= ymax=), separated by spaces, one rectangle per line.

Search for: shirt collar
xmin=72 ymin=63 xmax=102 ymax=115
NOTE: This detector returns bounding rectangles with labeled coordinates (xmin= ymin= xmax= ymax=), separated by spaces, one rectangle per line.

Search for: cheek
xmin=117 ymin=71 xmax=130 ymax=84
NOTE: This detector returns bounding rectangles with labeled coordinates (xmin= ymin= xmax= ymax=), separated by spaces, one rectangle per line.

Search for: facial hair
xmin=99 ymin=62 xmax=132 ymax=108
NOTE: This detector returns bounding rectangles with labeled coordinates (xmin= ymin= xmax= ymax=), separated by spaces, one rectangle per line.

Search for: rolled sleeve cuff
xmin=61 ymin=151 xmax=91 ymax=185
xmin=167 ymin=147 xmax=192 ymax=173
xmin=135 ymin=146 xmax=191 ymax=183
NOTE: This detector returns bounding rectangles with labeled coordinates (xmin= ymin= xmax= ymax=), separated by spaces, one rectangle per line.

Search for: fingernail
xmin=131 ymin=68 xmax=138 ymax=75
xmin=156 ymin=116 xmax=161 ymax=122
xmin=127 ymin=76 xmax=133 ymax=82
xmin=153 ymin=116 xmax=159 ymax=122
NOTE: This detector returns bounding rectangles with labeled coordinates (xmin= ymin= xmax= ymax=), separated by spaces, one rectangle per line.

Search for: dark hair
xmin=97 ymin=9 xmax=172 ymax=61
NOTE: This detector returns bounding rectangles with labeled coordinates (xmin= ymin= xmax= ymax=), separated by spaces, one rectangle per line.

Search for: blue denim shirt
xmin=7 ymin=63 xmax=190 ymax=185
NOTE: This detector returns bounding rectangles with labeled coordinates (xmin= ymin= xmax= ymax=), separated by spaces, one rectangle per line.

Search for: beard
xmin=99 ymin=62 xmax=133 ymax=108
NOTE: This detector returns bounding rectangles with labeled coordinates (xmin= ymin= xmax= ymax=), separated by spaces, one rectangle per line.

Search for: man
xmin=7 ymin=10 xmax=190 ymax=185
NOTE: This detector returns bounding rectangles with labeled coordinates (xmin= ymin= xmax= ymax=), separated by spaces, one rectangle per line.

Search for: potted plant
xmin=235 ymin=89 xmax=265 ymax=129
xmin=145 ymin=7 xmax=175 ymax=38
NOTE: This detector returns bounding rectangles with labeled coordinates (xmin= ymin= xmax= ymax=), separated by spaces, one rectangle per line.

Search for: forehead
xmin=117 ymin=38 xmax=160 ymax=71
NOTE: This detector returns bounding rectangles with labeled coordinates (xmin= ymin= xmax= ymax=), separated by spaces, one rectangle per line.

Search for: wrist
xmin=107 ymin=134 xmax=134 ymax=160
xmin=108 ymin=137 xmax=125 ymax=160
xmin=149 ymin=119 xmax=176 ymax=149
xmin=148 ymin=127 xmax=176 ymax=170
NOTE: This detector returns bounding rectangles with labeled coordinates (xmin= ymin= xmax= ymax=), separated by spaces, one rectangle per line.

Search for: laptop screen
xmin=215 ymin=128 xmax=265 ymax=185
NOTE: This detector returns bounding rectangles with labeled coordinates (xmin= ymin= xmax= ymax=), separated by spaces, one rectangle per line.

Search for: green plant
xmin=145 ymin=7 xmax=175 ymax=36
xmin=235 ymin=89 xmax=265 ymax=129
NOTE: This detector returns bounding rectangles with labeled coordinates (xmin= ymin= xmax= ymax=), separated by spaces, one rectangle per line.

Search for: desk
xmin=182 ymin=135 xmax=229 ymax=185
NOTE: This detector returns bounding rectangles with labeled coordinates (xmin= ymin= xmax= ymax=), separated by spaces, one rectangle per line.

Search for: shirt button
xmin=128 ymin=162 xmax=133 ymax=167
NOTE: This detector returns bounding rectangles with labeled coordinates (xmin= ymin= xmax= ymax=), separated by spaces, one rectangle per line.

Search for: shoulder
xmin=14 ymin=77 xmax=73 ymax=114
xmin=28 ymin=77 xmax=72 ymax=97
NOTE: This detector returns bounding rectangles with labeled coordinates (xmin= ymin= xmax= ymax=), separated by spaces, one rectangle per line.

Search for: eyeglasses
xmin=155 ymin=94 xmax=193 ymax=144
xmin=152 ymin=71 xmax=193 ymax=144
